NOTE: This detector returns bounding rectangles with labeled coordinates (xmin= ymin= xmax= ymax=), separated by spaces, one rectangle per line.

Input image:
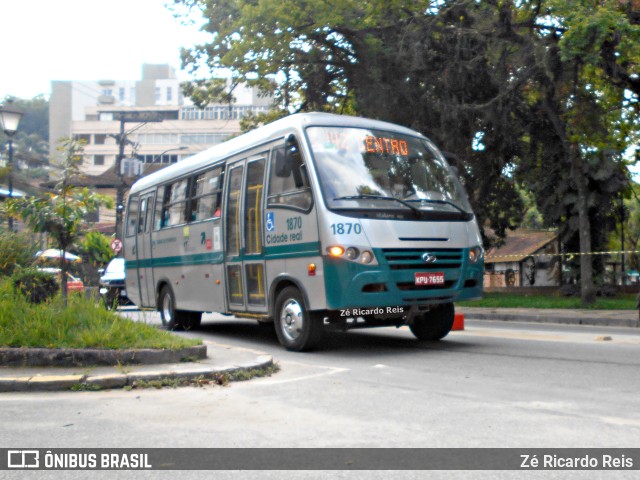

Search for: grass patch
xmin=458 ymin=292 xmax=637 ymax=310
xmin=126 ymin=363 xmax=280 ymax=390
xmin=0 ymin=279 xmax=201 ymax=350
xmin=227 ymin=362 xmax=280 ymax=382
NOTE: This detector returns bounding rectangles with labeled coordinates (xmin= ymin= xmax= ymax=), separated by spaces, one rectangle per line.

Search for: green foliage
xmin=3 ymin=139 xmax=113 ymax=299
xmin=458 ymin=292 xmax=636 ymax=310
xmin=0 ymin=95 xmax=50 ymax=171
xmin=239 ymin=108 xmax=290 ymax=133
xmin=0 ymin=232 xmax=38 ymax=277
xmin=174 ymin=0 xmax=640 ymax=302
xmin=80 ymin=231 xmax=114 ymax=268
xmin=0 ymin=278 xmax=202 ymax=349
xmin=4 ymin=139 xmax=112 ymax=253
xmin=11 ymin=267 xmax=59 ymax=304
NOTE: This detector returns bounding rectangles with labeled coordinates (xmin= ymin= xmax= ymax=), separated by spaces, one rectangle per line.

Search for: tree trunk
xmin=571 ymin=145 xmax=596 ymax=305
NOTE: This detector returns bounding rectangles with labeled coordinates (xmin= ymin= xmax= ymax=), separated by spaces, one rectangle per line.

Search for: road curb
xmin=0 ymin=355 xmax=274 ymax=392
xmin=460 ymin=310 xmax=640 ymax=328
xmin=0 ymin=345 xmax=207 ymax=367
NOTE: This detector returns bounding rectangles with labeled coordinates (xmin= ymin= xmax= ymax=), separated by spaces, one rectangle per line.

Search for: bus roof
xmin=129 ymin=112 xmax=426 ymax=195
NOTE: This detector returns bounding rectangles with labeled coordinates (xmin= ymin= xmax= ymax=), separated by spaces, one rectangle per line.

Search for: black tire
xmin=274 ymin=286 xmax=324 ymax=351
xmin=158 ymin=285 xmax=193 ymax=330
xmin=182 ymin=311 xmax=202 ymax=331
xmin=103 ymin=295 xmax=117 ymax=310
xmin=410 ymin=303 xmax=455 ymax=341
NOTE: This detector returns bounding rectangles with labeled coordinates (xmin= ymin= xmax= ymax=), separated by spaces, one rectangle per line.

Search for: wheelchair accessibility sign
xmin=266 ymin=212 xmax=275 ymax=232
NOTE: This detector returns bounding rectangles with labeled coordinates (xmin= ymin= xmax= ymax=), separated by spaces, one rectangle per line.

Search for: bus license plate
xmin=415 ymin=272 xmax=445 ymax=286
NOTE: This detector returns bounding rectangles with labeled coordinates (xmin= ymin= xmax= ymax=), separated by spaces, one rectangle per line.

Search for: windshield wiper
xmin=405 ymin=198 xmax=473 ymax=219
xmin=333 ymin=194 xmax=421 ymax=216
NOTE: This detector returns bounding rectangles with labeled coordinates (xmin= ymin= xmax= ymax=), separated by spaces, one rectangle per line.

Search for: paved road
xmin=1 ymin=312 xmax=638 ymax=478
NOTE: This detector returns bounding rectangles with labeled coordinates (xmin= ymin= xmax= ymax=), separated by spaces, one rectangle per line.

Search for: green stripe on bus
xmin=264 ymin=241 xmax=320 ymax=259
xmin=126 ymin=251 xmax=225 ymax=269
xmin=125 ymin=242 xmax=319 ymax=269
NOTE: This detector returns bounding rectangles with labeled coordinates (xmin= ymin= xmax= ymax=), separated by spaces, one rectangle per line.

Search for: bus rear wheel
xmin=159 ymin=285 xmax=197 ymax=331
xmin=409 ymin=303 xmax=455 ymax=341
xmin=274 ymin=287 xmax=324 ymax=351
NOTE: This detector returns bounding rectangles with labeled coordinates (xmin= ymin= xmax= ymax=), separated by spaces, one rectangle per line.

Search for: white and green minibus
xmin=124 ymin=113 xmax=483 ymax=351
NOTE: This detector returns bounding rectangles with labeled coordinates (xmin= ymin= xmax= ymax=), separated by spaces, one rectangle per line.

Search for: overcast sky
xmin=0 ymin=0 xmax=207 ymax=99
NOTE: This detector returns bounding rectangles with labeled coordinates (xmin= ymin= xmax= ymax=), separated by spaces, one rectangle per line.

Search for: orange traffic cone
xmin=452 ymin=313 xmax=465 ymax=331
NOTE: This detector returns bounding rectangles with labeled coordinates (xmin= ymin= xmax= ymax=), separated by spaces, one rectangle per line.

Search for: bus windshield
xmin=306 ymin=126 xmax=473 ymax=220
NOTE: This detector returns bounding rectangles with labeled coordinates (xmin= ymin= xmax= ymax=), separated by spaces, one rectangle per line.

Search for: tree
xmin=512 ymin=1 xmax=637 ymax=303
xmin=174 ymin=0 xmax=639 ymax=304
xmin=79 ymin=231 xmax=115 ymax=286
xmin=1 ymin=95 xmax=49 ymax=170
xmin=3 ymin=139 xmax=113 ymax=303
xmin=174 ymin=0 xmax=527 ymax=244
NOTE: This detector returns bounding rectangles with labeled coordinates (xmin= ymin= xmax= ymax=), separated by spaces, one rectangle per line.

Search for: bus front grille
xmin=380 ymin=248 xmax=464 ymax=270
xmin=379 ymin=248 xmax=464 ymax=294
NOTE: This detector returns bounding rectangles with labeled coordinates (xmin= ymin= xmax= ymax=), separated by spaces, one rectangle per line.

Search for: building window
xmin=180 ymin=105 xmax=271 ymax=121
xmin=94 ymin=155 xmax=105 ymax=166
xmin=101 ymin=89 xmax=113 ymax=97
xmin=73 ymin=134 xmax=91 ymax=144
xmin=94 ymin=134 xmax=106 ymax=145
xmin=155 ymin=87 xmax=161 ymax=103
xmin=119 ymin=87 xmax=126 ymax=102
xmin=167 ymin=87 xmax=173 ymax=102
xmin=138 ymin=154 xmax=180 ymax=164
xmin=181 ymin=133 xmax=229 ymax=144
xmin=136 ymin=133 xmax=179 ymax=144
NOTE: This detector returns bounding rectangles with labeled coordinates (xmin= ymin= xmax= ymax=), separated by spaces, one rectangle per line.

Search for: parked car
xmin=99 ymin=258 xmax=132 ymax=309
xmin=37 ymin=267 xmax=84 ymax=293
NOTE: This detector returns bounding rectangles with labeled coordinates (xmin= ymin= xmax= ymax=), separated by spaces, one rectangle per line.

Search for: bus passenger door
xmin=224 ymin=156 xmax=268 ymax=312
xmin=224 ymin=162 xmax=245 ymax=309
xmin=242 ymin=157 xmax=267 ymax=310
xmin=136 ymin=192 xmax=156 ymax=307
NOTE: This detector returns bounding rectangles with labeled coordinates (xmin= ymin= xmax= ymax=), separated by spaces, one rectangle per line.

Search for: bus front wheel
xmin=409 ymin=303 xmax=454 ymax=341
xmin=159 ymin=285 xmax=198 ymax=330
xmin=274 ymin=287 xmax=324 ymax=351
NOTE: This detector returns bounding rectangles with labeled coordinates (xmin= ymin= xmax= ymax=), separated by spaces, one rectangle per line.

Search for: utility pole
xmin=115 ymin=116 xmax=126 ymax=242
xmin=109 ymin=111 xmax=163 ymax=242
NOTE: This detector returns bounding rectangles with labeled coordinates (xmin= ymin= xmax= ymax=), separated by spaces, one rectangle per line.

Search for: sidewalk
xmin=0 ymin=341 xmax=273 ymax=393
xmin=458 ymin=306 xmax=640 ymax=328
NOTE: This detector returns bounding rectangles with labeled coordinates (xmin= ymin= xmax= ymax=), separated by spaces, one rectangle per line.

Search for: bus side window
xmin=189 ymin=167 xmax=224 ymax=222
xmin=267 ymin=138 xmax=312 ymax=211
xmin=154 ymin=186 xmax=165 ymax=230
xmin=138 ymin=198 xmax=147 ymax=234
xmin=126 ymin=195 xmax=139 ymax=237
xmin=162 ymin=179 xmax=189 ymax=227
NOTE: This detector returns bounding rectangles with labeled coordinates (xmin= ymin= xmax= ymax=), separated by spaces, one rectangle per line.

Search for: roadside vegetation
xmin=459 ymin=292 xmax=637 ymax=310
xmin=0 ymin=279 xmax=201 ymax=350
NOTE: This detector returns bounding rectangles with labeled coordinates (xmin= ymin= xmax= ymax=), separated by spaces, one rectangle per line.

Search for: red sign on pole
xmin=111 ymin=239 xmax=123 ymax=253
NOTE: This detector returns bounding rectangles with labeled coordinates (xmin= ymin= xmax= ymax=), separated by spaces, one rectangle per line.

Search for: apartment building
xmin=50 ymin=64 xmax=272 ymax=172
xmin=48 ymin=64 xmax=273 ymax=229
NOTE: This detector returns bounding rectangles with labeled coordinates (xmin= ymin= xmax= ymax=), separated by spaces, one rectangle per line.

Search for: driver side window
xmin=267 ymin=138 xmax=312 ymax=211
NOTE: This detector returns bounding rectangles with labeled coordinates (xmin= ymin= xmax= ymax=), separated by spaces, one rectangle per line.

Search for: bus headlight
xmin=326 ymin=245 xmax=376 ymax=265
xmin=360 ymin=250 xmax=374 ymax=264
xmin=345 ymin=247 xmax=359 ymax=260
xmin=469 ymin=246 xmax=483 ymax=263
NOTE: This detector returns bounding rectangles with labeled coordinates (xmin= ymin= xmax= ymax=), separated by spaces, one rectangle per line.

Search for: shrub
xmin=11 ymin=267 xmax=59 ymax=304
xmin=559 ymin=284 xmax=580 ymax=297
xmin=597 ymin=285 xmax=618 ymax=298
xmin=0 ymin=232 xmax=38 ymax=277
